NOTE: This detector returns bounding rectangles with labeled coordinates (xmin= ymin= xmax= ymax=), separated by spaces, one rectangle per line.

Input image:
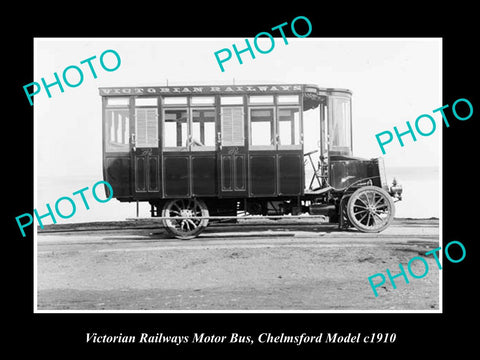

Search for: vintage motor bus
xmin=99 ymin=84 xmax=402 ymax=239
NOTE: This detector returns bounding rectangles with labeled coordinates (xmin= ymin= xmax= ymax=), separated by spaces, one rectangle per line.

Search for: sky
xmin=34 ymin=37 xmax=441 ymax=219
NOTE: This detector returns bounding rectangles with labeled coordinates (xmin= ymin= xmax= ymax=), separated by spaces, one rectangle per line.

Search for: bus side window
xmin=164 ymin=109 xmax=188 ymax=150
xmin=105 ymin=109 xmax=130 ymax=152
xmin=192 ymin=109 xmax=216 ymax=150
xmin=278 ymin=107 xmax=301 ymax=147
xmin=249 ymin=108 xmax=275 ymax=149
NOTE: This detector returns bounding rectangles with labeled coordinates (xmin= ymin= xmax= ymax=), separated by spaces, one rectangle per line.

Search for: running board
xmin=127 ymin=215 xmax=329 ymax=221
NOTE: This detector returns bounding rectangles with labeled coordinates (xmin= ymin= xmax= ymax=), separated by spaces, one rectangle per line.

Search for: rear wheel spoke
xmin=186 ymin=219 xmax=197 ymax=229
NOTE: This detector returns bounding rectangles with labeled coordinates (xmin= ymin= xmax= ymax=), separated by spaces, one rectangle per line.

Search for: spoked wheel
xmin=346 ymin=186 xmax=395 ymax=233
xmin=161 ymin=198 xmax=209 ymax=239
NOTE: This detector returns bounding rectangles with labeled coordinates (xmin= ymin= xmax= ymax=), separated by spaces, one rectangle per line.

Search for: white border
xmin=33 ymin=37 xmax=443 ymax=314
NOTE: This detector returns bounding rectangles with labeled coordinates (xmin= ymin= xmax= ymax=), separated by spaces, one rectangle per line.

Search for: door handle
xmin=217 ymin=132 xmax=222 ymax=150
xmin=130 ymin=133 xmax=136 ymax=151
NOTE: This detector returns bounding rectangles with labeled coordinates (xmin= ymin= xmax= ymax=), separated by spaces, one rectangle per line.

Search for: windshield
xmin=329 ymin=95 xmax=352 ymax=156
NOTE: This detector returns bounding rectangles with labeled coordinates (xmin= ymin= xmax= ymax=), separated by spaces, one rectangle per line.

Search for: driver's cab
xmin=327 ymin=92 xmax=353 ymax=157
xmin=302 ymin=87 xmax=356 ymax=191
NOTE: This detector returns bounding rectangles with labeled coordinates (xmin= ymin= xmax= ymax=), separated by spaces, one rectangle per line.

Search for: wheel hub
xmin=180 ymin=209 xmax=193 ymax=217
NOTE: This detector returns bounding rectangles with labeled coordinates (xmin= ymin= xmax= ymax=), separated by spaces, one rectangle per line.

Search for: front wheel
xmin=161 ymin=198 xmax=209 ymax=239
xmin=346 ymin=186 xmax=395 ymax=233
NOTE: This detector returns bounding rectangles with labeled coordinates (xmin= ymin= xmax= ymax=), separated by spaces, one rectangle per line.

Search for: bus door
xmin=247 ymin=95 xmax=303 ymax=197
xmin=132 ymin=97 xmax=161 ymax=197
xmin=103 ymin=97 xmax=133 ymax=198
xmin=218 ymin=102 xmax=247 ymax=197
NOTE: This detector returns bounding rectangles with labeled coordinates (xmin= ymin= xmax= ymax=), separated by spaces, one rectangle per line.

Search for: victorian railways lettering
xmin=98 ymin=84 xmax=304 ymax=96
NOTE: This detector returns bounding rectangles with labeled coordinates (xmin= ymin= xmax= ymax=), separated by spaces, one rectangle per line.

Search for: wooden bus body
xmin=100 ymin=84 xmax=402 ymax=238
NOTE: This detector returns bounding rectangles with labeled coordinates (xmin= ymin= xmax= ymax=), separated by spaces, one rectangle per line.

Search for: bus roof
xmin=98 ymin=84 xmax=352 ymax=97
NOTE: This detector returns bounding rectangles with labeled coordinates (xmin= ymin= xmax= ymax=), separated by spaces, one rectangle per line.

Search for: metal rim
xmin=347 ymin=186 xmax=395 ymax=233
xmin=161 ymin=199 xmax=209 ymax=239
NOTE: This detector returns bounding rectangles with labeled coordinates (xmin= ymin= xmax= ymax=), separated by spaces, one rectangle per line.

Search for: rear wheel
xmin=161 ymin=198 xmax=209 ymax=239
xmin=346 ymin=186 xmax=395 ymax=233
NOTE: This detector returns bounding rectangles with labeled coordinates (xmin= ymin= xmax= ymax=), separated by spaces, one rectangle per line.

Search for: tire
xmin=346 ymin=186 xmax=395 ymax=233
xmin=161 ymin=198 xmax=209 ymax=240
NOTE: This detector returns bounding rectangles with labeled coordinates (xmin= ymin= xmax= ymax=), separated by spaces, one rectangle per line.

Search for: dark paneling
xmin=148 ymin=156 xmax=159 ymax=192
xmin=134 ymin=153 xmax=160 ymax=195
xmin=329 ymin=159 xmax=371 ymax=189
xmin=164 ymin=156 xmax=189 ymax=197
xmin=234 ymin=155 xmax=246 ymax=191
xmin=249 ymin=155 xmax=276 ymax=196
xmin=221 ymin=155 xmax=232 ymax=191
xmin=192 ymin=156 xmax=216 ymax=196
xmin=278 ymin=154 xmax=302 ymax=195
xmin=105 ymin=157 xmax=131 ymax=197
xmin=135 ymin=156 xmax=146 ymax=191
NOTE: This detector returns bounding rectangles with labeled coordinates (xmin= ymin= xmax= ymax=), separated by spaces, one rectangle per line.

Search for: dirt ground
xmin=36 ymin=218 xmax=440 ymax=311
